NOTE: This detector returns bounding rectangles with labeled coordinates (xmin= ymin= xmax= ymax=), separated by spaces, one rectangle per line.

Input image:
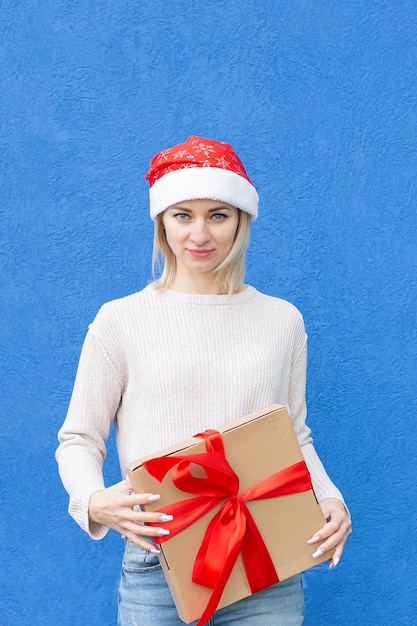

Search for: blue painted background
xmin=2 ymin=1 xmax=416 ymax=624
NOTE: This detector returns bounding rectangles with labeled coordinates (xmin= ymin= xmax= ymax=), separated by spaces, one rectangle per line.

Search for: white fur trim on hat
xmin=149 ymin=167 xmax=258 ymax=220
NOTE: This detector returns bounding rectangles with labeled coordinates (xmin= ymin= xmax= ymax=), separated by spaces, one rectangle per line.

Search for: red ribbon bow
xmin=143 ymin=429 xmax=313 ymax=626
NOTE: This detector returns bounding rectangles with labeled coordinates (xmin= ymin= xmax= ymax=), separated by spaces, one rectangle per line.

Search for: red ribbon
xmin=143 ymin=429 xmax=313 ymax=626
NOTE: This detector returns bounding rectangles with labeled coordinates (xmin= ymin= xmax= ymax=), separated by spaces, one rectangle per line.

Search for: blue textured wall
xmin=2 ymin=2 xmax=416 ymax=624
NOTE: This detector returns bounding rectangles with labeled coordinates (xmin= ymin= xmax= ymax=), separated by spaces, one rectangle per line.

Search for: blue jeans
xmin=118 ymin=541 xmax=304 ymax=625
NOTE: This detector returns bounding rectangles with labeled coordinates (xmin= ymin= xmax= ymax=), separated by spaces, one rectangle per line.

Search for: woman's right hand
xmin=88 ymin=479 xmax=173 ymax=552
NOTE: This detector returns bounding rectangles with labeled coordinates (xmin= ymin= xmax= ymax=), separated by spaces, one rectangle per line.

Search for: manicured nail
xmin=157 ymin=529 xmax=170 ymax=536
xmin=312 ymin=547 xmax=324 ymax=558
xmin=307 ymin=535 xmax=320 ymax=544
xmin=150 ymin=547 xmax=161 ymax=554
xmin=159 ymin=514 xmax=174 ymax=522
xmin=329 ymin=557 xmax=340 ymax=569
xmin=147 ymin=494 xmax=161 ymax=502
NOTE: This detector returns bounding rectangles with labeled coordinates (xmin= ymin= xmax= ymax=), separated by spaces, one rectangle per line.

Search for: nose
xmin=189 ymin=219 xmax=210 ymax=245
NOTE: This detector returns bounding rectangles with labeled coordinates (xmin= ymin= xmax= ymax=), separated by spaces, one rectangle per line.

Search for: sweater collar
xmin=146 ymin=284 xmax=257 ymax=306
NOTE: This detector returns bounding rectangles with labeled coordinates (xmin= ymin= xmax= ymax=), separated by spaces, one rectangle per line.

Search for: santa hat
xmin=145 ymin=136 xmax=258 ymax=220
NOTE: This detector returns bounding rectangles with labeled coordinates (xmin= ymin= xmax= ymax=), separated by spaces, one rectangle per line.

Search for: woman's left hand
xmin=307 ymin=498 xmax=352 ymax=568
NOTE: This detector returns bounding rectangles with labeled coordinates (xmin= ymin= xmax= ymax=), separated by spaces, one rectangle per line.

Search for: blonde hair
xmin=152 ymin=210 xmax=251 ymax=294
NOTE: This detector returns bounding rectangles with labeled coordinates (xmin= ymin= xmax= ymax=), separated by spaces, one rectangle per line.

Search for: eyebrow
xmin=169 ymin=205 xmax=233 ymax=213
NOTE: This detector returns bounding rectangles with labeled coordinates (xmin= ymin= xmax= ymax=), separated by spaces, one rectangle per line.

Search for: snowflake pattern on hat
xmin=145 ymin=136 xmax=251 ymax=186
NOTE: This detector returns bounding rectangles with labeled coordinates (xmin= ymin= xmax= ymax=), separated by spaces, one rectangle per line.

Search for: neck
xmin=170 ymin=268 xmax=244 ymax=295
xmin=171 ymin=273 xmax=224 ymax=295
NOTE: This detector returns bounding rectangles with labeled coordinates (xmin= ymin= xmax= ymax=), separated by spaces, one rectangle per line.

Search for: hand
xmin=307 ymin=498 xmax=352 ymax=568
xmin=88 ymin=479 xmax=174 ymax=552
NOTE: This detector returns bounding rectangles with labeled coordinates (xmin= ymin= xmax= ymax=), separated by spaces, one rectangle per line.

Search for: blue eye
xmin=211 ymin=213 xmax=227 ymax=221
xmin=174 ymin=213 xmax=190 ymax=220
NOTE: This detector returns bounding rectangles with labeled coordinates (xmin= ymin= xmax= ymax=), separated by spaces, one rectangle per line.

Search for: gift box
xmin=126 ymin=404 xmax=332 ymax=625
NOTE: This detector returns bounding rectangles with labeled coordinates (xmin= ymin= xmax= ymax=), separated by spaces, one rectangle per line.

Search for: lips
xmin=187 ymin=249 xmax=214 ymax=258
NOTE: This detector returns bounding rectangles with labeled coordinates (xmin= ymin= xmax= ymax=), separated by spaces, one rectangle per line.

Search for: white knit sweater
xmin=56 ymin=284 xmax=344 ymax=539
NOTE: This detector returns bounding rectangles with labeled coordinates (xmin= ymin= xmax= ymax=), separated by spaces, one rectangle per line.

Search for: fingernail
xmin=159 ymin=514 xmax=174 ymax=522
xmin=330 ymin=557 xmax=340 ymax=569
xmin=147 ymin=494 xmax=161 ymax=502
xmin=307 ymin=535 xmax=320 ymax=544
xmin=312 ymin=547 xmax=324 ymax=558
xmin=157 ymin=529 xmax=170 ymax=536
xmin=150 ymin=547 xmax=161 ymax=554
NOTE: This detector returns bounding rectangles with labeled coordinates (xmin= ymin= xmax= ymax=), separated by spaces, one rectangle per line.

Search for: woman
xmin=56 ymin=136 xmax=351 ymax=625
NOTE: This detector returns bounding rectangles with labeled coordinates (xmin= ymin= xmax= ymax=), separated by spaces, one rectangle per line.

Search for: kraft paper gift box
xmin=126 ymin=404 xmax=332 ymax=625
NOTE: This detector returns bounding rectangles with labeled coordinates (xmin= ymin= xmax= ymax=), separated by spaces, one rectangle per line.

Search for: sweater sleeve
xmin=288 ymin=317 xmax=346 ymax=505
xmin=55 ymin=328 xmax=124 ymax=539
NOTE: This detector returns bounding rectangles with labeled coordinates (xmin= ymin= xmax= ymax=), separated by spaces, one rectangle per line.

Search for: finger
xmin=310 ymin=521 xmax=351 ymax=561
xmin=119 ymin=520 xmax=171 ymax=553
xmin=329 ymin=532 xmax=350 ymax=568
xmin=121 ymin=518 xmax=170 ymax=538
xmin=122 ymin=530 xmax=161 ymax=553
xmin=122 ymin=492 xmax=162 ymax=507
xmin=132 ymin=511 xmax=174 ymax=526
xmin=124 ymin=494 xmax=177 ymax=525
xmin=307 ymin=519 xmax=339 ymax=544
xmin=122 ymin=499 xmax=174 ymax=524
xmin=108 ymin=500 xmax=174 ymax=539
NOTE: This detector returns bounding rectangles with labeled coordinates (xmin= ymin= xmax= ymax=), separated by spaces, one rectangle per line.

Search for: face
xmin=162 ymin=199 xmax=240 ymax=282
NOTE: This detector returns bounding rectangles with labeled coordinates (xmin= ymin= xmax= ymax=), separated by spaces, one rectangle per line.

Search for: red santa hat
xmin=145 ymin=136 xmax=258 ymax=220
